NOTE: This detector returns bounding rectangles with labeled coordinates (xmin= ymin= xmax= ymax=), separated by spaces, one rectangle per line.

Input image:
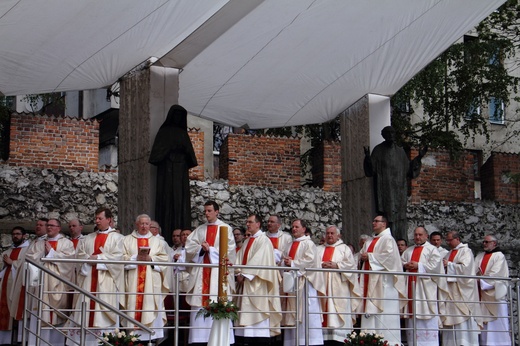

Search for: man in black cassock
xmin=149 ymin=105 xmax=198 ymax=246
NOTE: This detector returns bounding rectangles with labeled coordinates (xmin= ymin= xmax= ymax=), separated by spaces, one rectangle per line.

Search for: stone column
xmin=118 ymin=66 xmax=179 ymax=233
xmin=340 ymin=94 xmax=390 ymax=246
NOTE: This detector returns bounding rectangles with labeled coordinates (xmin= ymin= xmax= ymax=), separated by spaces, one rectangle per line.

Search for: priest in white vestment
xmin=475 ymin=234 xmax=511 ymax=346
xmin=123 ymin=214 xmax=169 ymax=342
xmin=401 ymin=227 xmax=448 ymax=346
xmin=234 ymin=214 xmax=282 ymax=346
xmin=440 ymin=230 xmax=481 ymax=346
xmin=184 ymin=200 xmax=236 ymax=345
xmin=26 ymin=218 xmax=75 ymax=346
xmin=266 ymin=215 xmax=293 ymax=265
xmin=429 ymin=231 xmax=449 ymax=259
xmin=282 ymin=219 xmax=325 ymax=346
xmin=0 ymin=227 xmax=30 ymax=344
xmin=358 ymin=215 xmax=406 ymax=346
xmin=317 ymin=225 xmax=361 ymax=345
xmin=67 ymin=207 xmax=124 ymax=345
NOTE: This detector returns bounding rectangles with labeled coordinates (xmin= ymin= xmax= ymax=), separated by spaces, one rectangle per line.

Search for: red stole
xmin=448 ymin=249 xmax=458 ymax=262
xmin=135 ymin=238 xmax=149 ymax=322
xmin=322 ymin=246 xmax=335 ymax=262
xmin=288 ymin=241 xmax=300 ymax=259
xmin=480 ymin=253 xmax=493 ymax=275
xmin=407 ymin=246 xmax=424 ymax=314
xmin=321 ymin=246 xmax=335 ymax=327
xmin=48 ymin=240 xmax=58 ymax=251
xmin=446 ymin=249 xmax=458 ymax=273
xmin=241 ymin=238 xmax=255 ymax=265
xmin=363 ymin=237 xmax=380 ymax=311
xmin=0 ymin=247 xmax=22 ymax=329
xmin=71 ymin=238 xmax=80 ymax=249
xmin=269 ymin=237 xmax=279 ymax=250
xmin=478 ymin=253 xmax=493 ymax=299
xmin=89 ymin=233 xmax=109 ymax=327
xmin=202 ymin=225 xmax=218 ymax=307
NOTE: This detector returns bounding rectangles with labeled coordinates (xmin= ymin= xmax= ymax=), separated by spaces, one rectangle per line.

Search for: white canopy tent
xmin=0 ymin=0 xmax=505 ymax=128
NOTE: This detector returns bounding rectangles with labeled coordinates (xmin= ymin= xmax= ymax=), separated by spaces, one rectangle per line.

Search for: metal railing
xmin=21 ymin=258 xmax=518 ymax=346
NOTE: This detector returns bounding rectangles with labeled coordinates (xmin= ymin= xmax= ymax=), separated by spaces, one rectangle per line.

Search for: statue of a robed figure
xmin=364 ymin=126 xmax=427 ymax=240
xmin=149 ymin=105 xmax=198 ymax=246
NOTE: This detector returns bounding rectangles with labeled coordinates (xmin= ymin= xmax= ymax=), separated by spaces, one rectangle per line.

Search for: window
xmin=488 ymin=97 xmax=505 ymax=124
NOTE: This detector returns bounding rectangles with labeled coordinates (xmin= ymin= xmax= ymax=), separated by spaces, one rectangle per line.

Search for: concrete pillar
xmin=340 ymin=94 xmax=390 ymax=246
xmin=118 ymin=66 xmax=179 ymax=233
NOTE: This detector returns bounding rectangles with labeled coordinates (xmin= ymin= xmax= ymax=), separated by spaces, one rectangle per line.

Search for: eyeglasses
xmin=482 ymin=240 xmax=494 ymax=244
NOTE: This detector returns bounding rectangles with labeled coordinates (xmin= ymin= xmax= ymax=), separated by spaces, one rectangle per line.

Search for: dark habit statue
xmin=149 ymin=105 xmax=198 ymax=246
xmin=364 ymin=126 xmax=427 ymax=240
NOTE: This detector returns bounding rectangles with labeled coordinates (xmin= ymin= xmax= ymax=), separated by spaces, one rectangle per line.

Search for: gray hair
xmin=485 ymin=234 xmax=498 ymax=245
xmin=135 ymin=214 xmax=151 ymax=223
xmin=326 ymin=225 xmax=341 ymax=235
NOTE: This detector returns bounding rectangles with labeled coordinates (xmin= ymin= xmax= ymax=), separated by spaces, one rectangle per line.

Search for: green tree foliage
xmin=391 ymin=0 xmax=520 ymax=155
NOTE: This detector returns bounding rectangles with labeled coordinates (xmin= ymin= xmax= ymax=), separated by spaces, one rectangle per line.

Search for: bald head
xmin=413 ymin=226 xmax=428 ymax=245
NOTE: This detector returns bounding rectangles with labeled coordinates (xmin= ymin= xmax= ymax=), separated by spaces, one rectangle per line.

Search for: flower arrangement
xmin=98 ymin=329 xmax=143 ymax=346
xmin=344 ymin=330 xmax=390 ymax=346
xmin=196 ymin=299 xmax=239 ymax=321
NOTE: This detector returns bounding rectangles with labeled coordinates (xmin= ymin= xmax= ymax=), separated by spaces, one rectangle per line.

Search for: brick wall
xmin=481 ymin=152 xmax=520 ymax=203
xmin=410 ymin=149 xmax=476 ymax=203
xmin=312 ymin=141 xmax=341 ymax=192
xmin=220 ymin=134 xmax=301 ymax=189
xmin=188 ymin=130 xmax=204 ymax=181
xmin=9 ymin=113 xmax=99 ymax=171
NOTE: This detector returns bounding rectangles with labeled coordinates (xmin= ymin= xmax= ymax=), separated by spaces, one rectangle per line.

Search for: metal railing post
xmin=35 ymin=265 xmax=45 ymax=346
xmin=515 ymin=279 xmax=519 ymax=344
xmin=412 ymin=279 xmax=417 ymax=346
xmin=174 ymin=272 xmax=180 ymax=346
xmin=80 ymin=300 xmax=87 ymax=346
xmin=21 ymin=262 xmax=30 ymax=346
xmin=303 ymin=277 xmax=309 ymax=346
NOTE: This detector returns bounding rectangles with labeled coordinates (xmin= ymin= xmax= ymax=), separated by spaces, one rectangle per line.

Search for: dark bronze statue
xmin=364 ymin=126 xmax=427 ymax=240
xmin=149 ymin=105 xmax=197 ymax=246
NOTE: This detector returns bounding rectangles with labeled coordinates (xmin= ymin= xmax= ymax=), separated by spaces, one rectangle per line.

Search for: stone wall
xmin=0 ymin=164 xmax=118 ymax=228
xmin=1 ymin=164 xmax=518 ymax=262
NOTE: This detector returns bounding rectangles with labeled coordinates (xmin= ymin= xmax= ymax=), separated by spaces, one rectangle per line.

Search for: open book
xmin=138 ymin=246 xmax=151 ymax=255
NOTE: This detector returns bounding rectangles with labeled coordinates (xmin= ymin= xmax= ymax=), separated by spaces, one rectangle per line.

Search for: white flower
xmin=131 ymin=337 xmax=138 ymax=342
xmin=104 ymin=337 xmax=109 ymax=341
xmin=114 ymin=328 xmax=119 ymax=333
xmin=117 ymin=332 xmax=123 ymax=338
xmin=359 ymin=332 xmax=366 ymax=337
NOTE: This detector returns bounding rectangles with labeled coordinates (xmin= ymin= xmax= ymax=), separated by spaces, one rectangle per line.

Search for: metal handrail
xmin=36 ymin=258 xmax=518 ymax=345
xmin=24 ymin=258 xmax=154 ymax=346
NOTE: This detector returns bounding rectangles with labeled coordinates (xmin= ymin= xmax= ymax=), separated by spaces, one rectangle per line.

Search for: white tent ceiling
xmin=0 ymin=0 xmax=505 ymax=128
